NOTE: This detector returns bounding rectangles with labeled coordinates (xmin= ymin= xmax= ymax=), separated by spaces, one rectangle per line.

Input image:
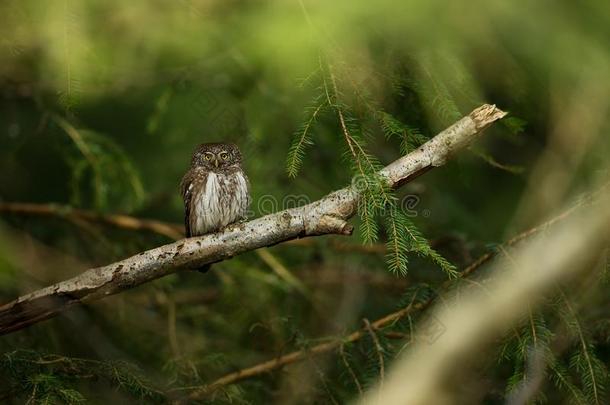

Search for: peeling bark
xmin=0 ymin=104 xmax=506 ymax=335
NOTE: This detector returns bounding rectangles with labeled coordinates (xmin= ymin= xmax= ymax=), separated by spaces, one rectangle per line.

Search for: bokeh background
xmin=1 ymin=1 xmax=609 ymax=403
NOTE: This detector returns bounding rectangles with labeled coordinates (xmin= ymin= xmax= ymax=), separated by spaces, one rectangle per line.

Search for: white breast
xmin=192 ymin=171 xmax=249 ymax=235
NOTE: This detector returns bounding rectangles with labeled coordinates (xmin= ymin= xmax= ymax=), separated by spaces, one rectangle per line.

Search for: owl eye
xmin=220 ymin=152 xmax=229 ymax=160
xmin=204 ymin=153 xmax=213 ymax=161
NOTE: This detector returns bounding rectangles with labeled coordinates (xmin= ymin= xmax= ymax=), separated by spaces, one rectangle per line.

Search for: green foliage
xmin=384 ymin=210 xmax=457 ymax=278
xmin=357 ymin=189 xmax=381 ymax=244
xmin=398 ymin=284 xmax=435 ymax=309
xmin=549 ymin=362 xmax=589 ymax=405
xmin=399 ymin=58 xmax=462 ymax=127
xmin=559 ymin=294 xmax=609 ymax=404
xmin=53 ymin=115 xmax=144 ymax=213
xmin=1 ymin=350 xmax=166 ymax=403
xmin=147 ymin=88 xmax=174 ymax=135
xmin=379 ymin=111 xmax=428 ymax=155
xmin=384 ymin=209 xmax=409 ymax=275
xmin=501 ymin=116 xmax=528 ymax=136
xmin=497 ymin=291 xmax=609 ymax=405
xmin=286 ymin=64 xmax=455 ymax=277
xmin=503 ymin=312 xmax=554 ymax=403
xmin=569 ymin=349 xmax=608 ymax=404
xmin=399 ymin=214 xmax=458 ymax=278
xmin=286 ymin=93 xmax=329 ymax=178
xmin=470 ymin=147 xmax=525 ymax=174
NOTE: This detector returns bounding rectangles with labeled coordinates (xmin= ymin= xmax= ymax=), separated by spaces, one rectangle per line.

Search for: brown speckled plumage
xmin=180 ymin=143 xmax=250 ymax=238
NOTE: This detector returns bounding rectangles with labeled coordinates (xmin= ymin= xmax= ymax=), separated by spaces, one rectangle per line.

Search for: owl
xmin=180 ymin=143 xmax=250 ymax=243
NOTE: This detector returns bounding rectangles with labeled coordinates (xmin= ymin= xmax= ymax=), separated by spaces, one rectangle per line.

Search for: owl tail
xmin=196 ymin=264 xmax=212 ymax=273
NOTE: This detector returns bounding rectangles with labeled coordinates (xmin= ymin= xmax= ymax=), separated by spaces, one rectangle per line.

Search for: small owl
xmin=180 ymin=143 xmax=250 ymax=241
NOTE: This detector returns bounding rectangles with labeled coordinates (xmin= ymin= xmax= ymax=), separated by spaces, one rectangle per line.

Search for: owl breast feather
xmin=191 ymin=171 xmax=249 ymax=235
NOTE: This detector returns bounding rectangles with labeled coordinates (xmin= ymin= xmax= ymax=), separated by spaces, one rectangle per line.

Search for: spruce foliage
xmin=286 ymin=62 xmax=456 ymax=277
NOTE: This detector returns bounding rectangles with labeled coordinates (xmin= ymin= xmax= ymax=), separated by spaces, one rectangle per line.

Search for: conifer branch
xmin=0 ymin=104 xmax=506 ymax=336
xmin=286 ymin=98 xmax=327 ymax=177
xmin=340 ymin=344 xmax=364 ymax=395
xmin=178 ymin=196 xmax=591 ymax=401
xmin=180 ymin=301 xmax=427 ymax=403
xmin=363 ymin=193 xmax=610 ymax=405
xmin=559 ymin=290 xmax=604 ymax=404
xmin=363 ymin=318 xmax=385 ymax=385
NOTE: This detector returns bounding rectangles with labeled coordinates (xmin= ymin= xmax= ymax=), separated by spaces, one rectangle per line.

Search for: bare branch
xmin=180 ymin=302 xmax=427 ymax=403
xmin=0 ymin=104 xmax=506 ymax=336
xmin=0 ymin=202 xmax=397 ymax=254
xmin=0 ymin=202 xmax=183 ymax=240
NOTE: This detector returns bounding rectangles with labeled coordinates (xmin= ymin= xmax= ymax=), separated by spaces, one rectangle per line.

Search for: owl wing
xmin=243 ymin=172 xmax=251 ymax=218
xmin=180 ymin=168 xmax=204 ymax=238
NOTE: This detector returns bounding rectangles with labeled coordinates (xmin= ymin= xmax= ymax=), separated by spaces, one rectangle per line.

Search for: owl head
xmin=191 ymin=142 xmax=242 ymax=171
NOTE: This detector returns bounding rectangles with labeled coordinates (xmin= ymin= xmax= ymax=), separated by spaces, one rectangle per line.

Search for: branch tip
xmin=469 ymin=104 xmax=507 ymax=130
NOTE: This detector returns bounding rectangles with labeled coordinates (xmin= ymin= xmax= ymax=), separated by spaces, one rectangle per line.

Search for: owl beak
xmin=214 ymin=158 xmax=219 ymax=168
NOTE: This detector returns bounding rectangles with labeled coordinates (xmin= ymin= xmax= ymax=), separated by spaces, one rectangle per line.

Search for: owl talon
xmin=197 ymin=264 xmax=211 ymax=273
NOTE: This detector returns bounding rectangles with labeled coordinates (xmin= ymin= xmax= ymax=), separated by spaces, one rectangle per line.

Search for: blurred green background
xmin=1 ymin=1 xmax=609 ymax=403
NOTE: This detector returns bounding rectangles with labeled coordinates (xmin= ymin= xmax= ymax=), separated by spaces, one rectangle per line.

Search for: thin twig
xmin=306 ymin=354 xmax=341 ymax=405
xmin=179 ymin=298 xmax=426 ymax=403
xmin=559 ymin=290 xmax=601 ymax=405
xmin=340 ymin=344 xmax=363 ymax=395
xmin=0 ymin=202 xmax=184 ymax=240
xmin=256 ymin=248 xmax=311 ymax=299
xmin=363 ymin=318 xmax=385 ymax=386
xmin=167 ymin=294 xmax=180 ymax=358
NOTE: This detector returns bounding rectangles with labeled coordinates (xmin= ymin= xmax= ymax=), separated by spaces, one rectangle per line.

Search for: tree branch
xmin=0 ymin=104 xmax=506 ymax=336
xmin=0 ymin=202 xmax=473 ymax=264
xmin=0 ymin=202 xmax=413 ymax=254
xmin=0 ymin=202 xmax=184 ymax=240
